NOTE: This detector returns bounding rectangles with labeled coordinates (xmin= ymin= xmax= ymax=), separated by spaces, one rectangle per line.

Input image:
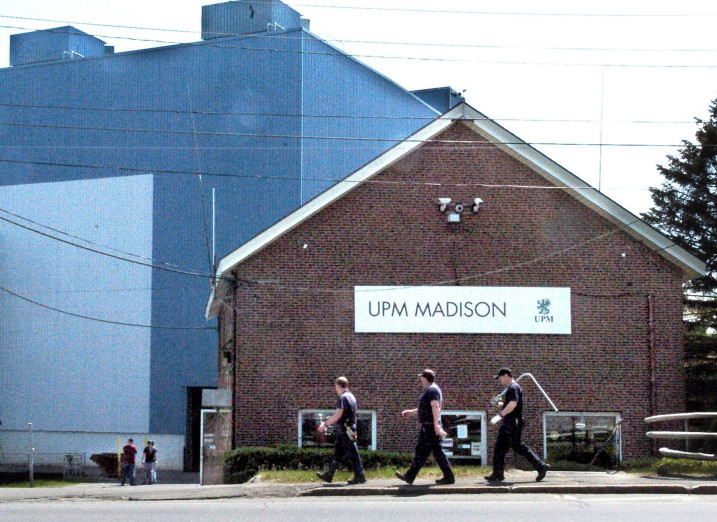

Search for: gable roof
xmin=206 ymin=102 xmax=707 ymax=318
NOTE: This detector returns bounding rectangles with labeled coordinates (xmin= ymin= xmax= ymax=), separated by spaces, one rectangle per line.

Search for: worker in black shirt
xmin=485 ymin=367 xmax=549 ymax=482
xmin=316 ymin=376 xmax=366 ymax=485
xmin=396 ymin=369 xmax=455 ymax=485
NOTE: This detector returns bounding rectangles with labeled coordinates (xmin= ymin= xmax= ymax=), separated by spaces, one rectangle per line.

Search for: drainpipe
xmin=647 ymin=294 xmax=657 ymax=454
xmin=231 ymin=275 xmax=239 ymax=450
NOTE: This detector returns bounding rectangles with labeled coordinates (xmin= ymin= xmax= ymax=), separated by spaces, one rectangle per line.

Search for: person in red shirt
xmin=120 ymin=438 xmax=138 ymax=486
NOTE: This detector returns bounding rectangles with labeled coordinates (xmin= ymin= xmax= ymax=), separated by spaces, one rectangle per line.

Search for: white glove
xmin=490 ymin=414 xmax=502 ymax=425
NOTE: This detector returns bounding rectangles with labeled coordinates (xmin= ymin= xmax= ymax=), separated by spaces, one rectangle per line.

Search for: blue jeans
xmin=121 ymin=463 xmax=136 ymax=485
xmin=144 ymin=461 xmax=157 ymax=484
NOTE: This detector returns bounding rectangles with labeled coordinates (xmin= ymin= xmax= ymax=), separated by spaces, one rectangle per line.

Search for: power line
xmin=0 ymin=156 xmax=655 ymax=192
xmin=0 ymin=285 xmax=214 ymax=330
xmin=220 ymin=220 xmax=651 ymax=296
xmin=185 ymin=85 xmax=214 ymax=273
xmin=4 ymin=4 xmax=717 ymax=22
xmin=0 ymin=101 xmax=697 ymax=125
xmin=0 ymin=212 xmax=222 ymax=281
xmin=4 ymin=14 xmax=717 ymax=53
xmin=3 ymin=23 xmax=717 ymax=69
xmin=0 ymin=119 xmax=696 ymax=148
xmin=0 ymin=205 xmax=185 ymax=270
xmin=291 ymin=4 xmax=717 ymax=18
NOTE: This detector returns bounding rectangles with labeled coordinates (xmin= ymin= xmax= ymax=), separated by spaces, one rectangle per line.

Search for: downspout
xmin=231 ymin=275 xmax=239 ymax=450
xmin=647 ymin=294 xmax=657 ymax=455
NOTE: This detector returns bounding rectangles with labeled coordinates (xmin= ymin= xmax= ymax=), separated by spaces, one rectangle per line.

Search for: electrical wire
xmin=4 ymin=4 xmax=717 ymax=21
xmin=185 ymin=84 xmax=214 ymax=272
xmin=0 ymin=155 xmax=652 ymax=192
xmin=0 ymin=205 xmax=186 ymax=270
xmin=3 ymin=23 xmax=717 ymax=69
xmin=219 ymin=219 xmax=653 ymax=296
xmin=0 ymin=119 xmax=697 ymax=148
xmin=289 ymin=4 xmax=717 ymax=18
xmin=0 ymin=212 xmax=223 ymax=281
xmin=0 ymin=101 xmax=700 ymax=125
xmin=4 ymin=14 xmax=717 ymax=53
xmin=0 ymin=285 xmax=214 ymax=329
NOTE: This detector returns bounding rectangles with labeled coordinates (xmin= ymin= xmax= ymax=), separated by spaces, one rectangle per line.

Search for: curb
xmin=300 ymin=484 xmax=717 ymax=497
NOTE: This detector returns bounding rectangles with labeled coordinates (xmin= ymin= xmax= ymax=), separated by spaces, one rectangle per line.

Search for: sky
xmin=1 ymin=0 xmax=717 ymax=216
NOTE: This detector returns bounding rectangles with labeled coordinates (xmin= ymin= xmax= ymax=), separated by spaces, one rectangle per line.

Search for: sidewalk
xmin=1 ymin=471 xmax=716 ymax=502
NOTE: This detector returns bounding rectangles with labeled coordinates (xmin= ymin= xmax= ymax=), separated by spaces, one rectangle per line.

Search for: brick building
xmin=206 ymin=103 xmax=705 ymax=467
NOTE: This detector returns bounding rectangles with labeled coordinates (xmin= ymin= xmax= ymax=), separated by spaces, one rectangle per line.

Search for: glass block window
xmin=543 ymin=412 xmax=622 ymax=467
xmin=298 ymin=410 xmax=376 ymax=451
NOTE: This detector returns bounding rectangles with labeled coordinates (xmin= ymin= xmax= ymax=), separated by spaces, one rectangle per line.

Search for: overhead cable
xmin=0 ymin=285 xmax=215 ymax=329
xmin=0 ymin=120 xmax=696 ymax=147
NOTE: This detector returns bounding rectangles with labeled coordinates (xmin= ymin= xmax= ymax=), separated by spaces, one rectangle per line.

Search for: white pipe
xmin=492 ymin=373 xmax=559 ymax=412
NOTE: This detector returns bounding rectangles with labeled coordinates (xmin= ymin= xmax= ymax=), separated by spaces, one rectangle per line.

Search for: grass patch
xmin=258 ymin=465 xmax=492 ymax=483
xmin=0 ymin=479 xmax=81 ymax=488
xmin=655 ymin=458 xmax=717 ymax=477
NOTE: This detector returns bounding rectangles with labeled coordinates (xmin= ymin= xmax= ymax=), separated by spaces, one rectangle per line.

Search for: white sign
xmin=457 ymin=425 xmax=469 ymax=439
xmin=354 ymin=286 xmax=571 ymax=334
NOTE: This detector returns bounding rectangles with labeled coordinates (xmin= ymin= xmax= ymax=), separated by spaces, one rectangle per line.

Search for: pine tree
xmin=643 ymin=99 xmax=717 ymax=330
xmin=643 ymin=99 xmax=717 ymax=417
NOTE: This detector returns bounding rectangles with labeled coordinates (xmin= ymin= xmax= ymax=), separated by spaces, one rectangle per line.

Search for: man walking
xmin=120 ymin=438 xmax=137 ymax=486
xmin=396 ymin=369 xmax=455 ymax=485
xmin=485 ymin=368 xmax=549 ymax=482
xmin=142 ymin=439 xmax=158 ymax=485
xmin=316 ymin=376 xmax=366 ymax=485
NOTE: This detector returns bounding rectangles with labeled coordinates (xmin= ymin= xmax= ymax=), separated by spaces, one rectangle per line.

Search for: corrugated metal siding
xmin=202 ymin=0 xmax=301 ymax=39
xmin=0 ymin=176 xmax=153 ymax=432
xmin=0 ymin=26 xmax=439 ymax=437
xmin=300 ymin=34 xmax=439 ymax=201
xmin=10 ymin=26 xmax=105 ymax=66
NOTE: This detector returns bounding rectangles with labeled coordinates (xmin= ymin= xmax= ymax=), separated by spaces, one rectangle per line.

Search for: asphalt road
xmin=2 ymin=495 xmax=717 ymax=521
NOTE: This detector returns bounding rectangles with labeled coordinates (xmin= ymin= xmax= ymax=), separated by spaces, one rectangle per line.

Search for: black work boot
xmin=536 ymin=462 xmax=550 ymax=482
xmin=315 ymin=471 xmax=333 ymax=483
xmin=395 ymin=471 xmax=414 ymax=485
xmin=484 ymin=473 xmax=505 ymax=482
xmin=435 ymin=475 xmax=455 ymax=485
xmin=347 ymin=474 xmax=367 ymax=485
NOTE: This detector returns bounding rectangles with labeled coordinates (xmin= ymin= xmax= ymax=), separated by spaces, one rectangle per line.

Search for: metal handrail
xmin=645 ymin=412 xmax=717 ymax=423
xmin=492 ymin=373 xmax=559 ymax=412
xmin=644 ymin=412 xmax=717 ymax=461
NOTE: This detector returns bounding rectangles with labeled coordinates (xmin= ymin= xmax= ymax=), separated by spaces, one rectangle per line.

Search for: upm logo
xmin=535 ymin=298 xmax=553 ymax=323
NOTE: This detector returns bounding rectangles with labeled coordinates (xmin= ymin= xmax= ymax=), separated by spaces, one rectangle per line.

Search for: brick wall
xmin=219 ymin=122 xmax=686 ymax=460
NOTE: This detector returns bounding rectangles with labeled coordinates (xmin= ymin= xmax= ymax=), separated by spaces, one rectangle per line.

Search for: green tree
xmin=643 ymin=99 xmax=717 ymax=418
xmin=643 ymin=99 xmax=717 ymax=330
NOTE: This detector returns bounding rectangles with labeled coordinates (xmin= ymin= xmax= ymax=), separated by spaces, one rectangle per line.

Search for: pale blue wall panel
xmin=0 ymin=175 xmax=153 ymax=432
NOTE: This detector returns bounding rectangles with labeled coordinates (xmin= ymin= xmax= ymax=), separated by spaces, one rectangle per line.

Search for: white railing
xmin=645 ymin=412 xmax=717 ymax=461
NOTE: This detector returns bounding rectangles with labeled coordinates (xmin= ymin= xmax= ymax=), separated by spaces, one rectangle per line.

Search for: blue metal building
xmin=0 ymin=1 xmax=458 ymax=469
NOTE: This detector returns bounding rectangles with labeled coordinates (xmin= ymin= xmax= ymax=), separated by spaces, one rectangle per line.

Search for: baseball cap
xmin=494 ymin=367 xmax=512 ymax=379
xmin=419 ymin=369 xmax=435 ymax=381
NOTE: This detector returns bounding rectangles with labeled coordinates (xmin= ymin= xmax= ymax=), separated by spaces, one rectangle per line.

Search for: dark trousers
xmin=492 ymin=419 xmax=543 ymax=475
xmin=327 ymin=431 xmax=365 ymax=478
xmin=405 ymin=425 xmax=454 ymax=482
xmin=120 ymin=463 xmax=136 ymax=485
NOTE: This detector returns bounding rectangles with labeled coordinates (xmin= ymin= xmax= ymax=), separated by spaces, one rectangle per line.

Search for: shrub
xmin=224 ymin=445 xmax=413 ymax=483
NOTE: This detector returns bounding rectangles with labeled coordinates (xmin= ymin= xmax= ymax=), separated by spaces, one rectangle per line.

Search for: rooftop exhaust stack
xmin=201 ymin=0 xmax=303 ymax=40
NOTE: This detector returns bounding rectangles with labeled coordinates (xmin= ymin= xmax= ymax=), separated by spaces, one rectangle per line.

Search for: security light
xmin=437 ymin=197 xmax=452 ymax=213
xmin=472 ymin=197 xmax=484 ymax=213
